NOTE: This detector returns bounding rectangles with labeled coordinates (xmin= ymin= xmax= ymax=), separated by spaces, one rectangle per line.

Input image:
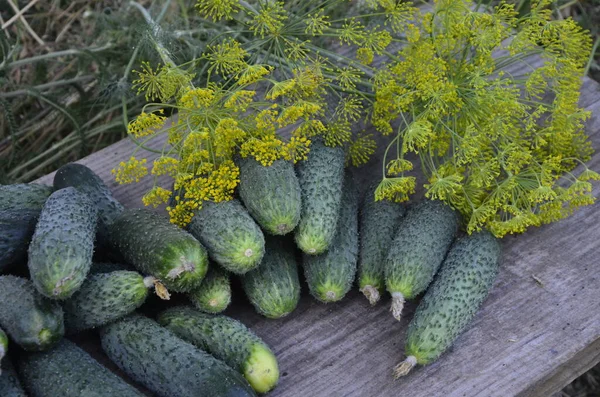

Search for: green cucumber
xmin=0 ymin=276 xmax=64 ymax=351
xmin=100 ymin=314 xmax=257 ymax=397
xmin=63 ymin=270 xmax=158 ymax=333
xmin=89 ymin=261 xmax=132 ymax=274
xmin=0 ymin=183 xmax=53 ymax=212
xmin=188 ymin=266 xmax=231 ymax=313
xmin=188 ymin=200 xmax=265 ymax=274
xmin=394 ymin=231 xmax=501 ymax=377
xmin=0 ymin=184 xmax=52 ymax=272
xmin=0 ymin=327 xmax=7 ymax=362
xmin=108 ymin=208 xmax=208 ymax=292
xmin=385 ymin=200 xmax=458 ymax=321
xmin=241 ymin=236 xmax=301 ymax=318
xmin=238 ymin=157 xmax=301 ymax=235
xmin=28 ymin=187 xmax=98 ymax=299
xmin=358 ymin=183 xmax=407 ymax=305
xmin=303 ymin=173 xmax=359 ymax=302
xmin=18 ymin=339 xmax=143 ymax=397
xmin=159 ymin=306 xmax=279 ymax=394
xmin=1 ymin=359 xmax=26 ymax=397
xmin=53 ymin=163 xmax=124 ymax=244
xmin=295 ymin=139 xmax=345 ymax=255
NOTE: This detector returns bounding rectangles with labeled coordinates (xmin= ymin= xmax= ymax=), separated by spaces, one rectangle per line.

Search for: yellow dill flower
xmin=224 ymin=90 xmax=255 ymax=112
xmin=336 ymin=66 xmax=363 ymax=90
xmin=196 ymin=0 xmax=240 ymax=21
xmin=374 ymin=177 xmax=416 ymax=202
xmin=240 ymin=137 xmax=284 ymax=166
xmin=178 ymin=87 xmax=216 ymax=108
xmin=128 ymin=110 xmax=166 ymax=139
xmin=424 ymin=173 xmax=464 ymax=202
xmin=214 ymin=118 xmax=247 ymax=157
xmin=305 ymin=11 xmax=330 ymax=36
xmin=356 ymin=48 xmax=374 ymax=65
xmin=236 ymin=65 xmax=271 ymax=86
xmin=205 ymin=39 xmax=248 ymax=76
xmin=402 ymin=120 xmax=433 ymax=153
xmin=340 ymin=19 xmax=366 ymax=46
xmin=112 ymin=157 xmax=148 ymax=184
xmin=386 ymin=158 xmax=413 ymax=175
xmin=167 ymin=202 xmax=195 ymax=227
xmin=132 ymin=63 xmax=194 ymax=102
xmin=266 ymin=79 xmax=296 ymax=100
xmin=348 ymin=134 xmax=377 ymax=167
xmin=278 ymin=101 xmax=321 ymax=127
xmin=284 ymin=137 xmax=311 ymax=163
xmin=142 ymin=186 xmax=172 ymax=208
xmin=336 ymin=95 xmax=363 ymax=122
xmin=250 ymin=1 xmax=288 ymax=38
xmin=284 ymin=40 xmax=310 ymax=61
xmin=362 ymin=28 xmax=392 ymax=55
xmin=152 ymin=156 xmax=180 ymax=177
xmin=323 ymin=121 xmax=352 ymax=147
xmin=294 ymin=119 xmax=327 ymax=138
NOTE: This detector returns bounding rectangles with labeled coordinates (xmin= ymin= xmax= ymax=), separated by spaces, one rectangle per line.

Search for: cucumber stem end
xmin=394 ymin=355 xmax=417 ymax=378
xmin=391 ymin=292 xmax=405 ymax=321
xmin=361 ymin=285 xmax=380 ymax=305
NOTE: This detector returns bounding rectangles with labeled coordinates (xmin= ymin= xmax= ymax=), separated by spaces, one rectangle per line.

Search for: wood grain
xmin=33 ymin=77 xmax=600 ymax=397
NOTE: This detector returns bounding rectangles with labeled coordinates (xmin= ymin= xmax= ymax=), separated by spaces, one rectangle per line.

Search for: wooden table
xmin=35 ymin=77 xmax=600 ymax=397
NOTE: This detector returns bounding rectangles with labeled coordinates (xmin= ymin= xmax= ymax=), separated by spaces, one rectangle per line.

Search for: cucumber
xmin=100 ymin=314 xmax=257 ymax=397
xmin=18 ymin=339 xmax=144 ymax=397
xmin=0 ymin=327 xmax=7 ymax=363
xmin=295 ymin=139 xmax=345 ymax=255
xmin=394 ymin=231 xmax=501 ymax=377
xmin=1 ymin=359 xmax=26 ymax=397
xmin=63 ymin=270 xmax=158 ymax=333
xmin=385 ymin=200 xmax=458 ymax=321
xmin=89 ymin=261 xmax=132 ymax=274
xmin=188 ymin=200 xmax=265 ymax=274
xmin=241 ymin=236 xmax=301 ymax=318
xmin=303 ymin=173 xmax=359 ymax=302
xmin=159 ymin=306 xmax=279 ymax=394
xmin=108 ymin=208 xmax=208 ymax=292
xmin=188 ymin=266 xmax=231 ymax=313
xmin=358 ymin=183 xmax=407 ymax=305
xmin=0 ymin=183 xmax=53 ymax=211
xmin=238 ymin=157 xmax=301 ymax=235
xmin=0 ymin=184 xmax=52 ymax=272
xmin=28 ymin=187 xmax=98 ymax=299
xmin=0 ymin=276 xmax=64 ymax=351
xmin=53 ymin=163 xmax=124 ymax=245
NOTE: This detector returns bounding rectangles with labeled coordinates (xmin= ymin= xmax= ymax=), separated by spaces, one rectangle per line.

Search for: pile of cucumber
xmin=0 ymin=139 xmax=503 ymax=394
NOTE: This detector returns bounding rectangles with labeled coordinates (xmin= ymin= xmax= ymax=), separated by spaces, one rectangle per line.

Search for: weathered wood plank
xmin=34 ymin=77 xmax=600 ymax=396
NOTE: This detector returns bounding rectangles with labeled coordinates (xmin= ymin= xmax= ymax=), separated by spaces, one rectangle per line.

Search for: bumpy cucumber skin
xmin=0 ymin=184 xmax=52 ymax=272
xmin=241 ymin=237 xmax=301 ymax=318
xmin=27 ymin=187 xmax=98 ymax=300
xmin=303 ymin=173 xmax=359 ymax=303
xmin=63 ymin=271 xmax=150 ymax=333
xmin=358 ymin=183 xmax=406 ymax=300
xmin=109 ymin=208 xmax=208 ymax=292
xmin=0 ymin=276 xmax=64 ymax=351
xmin=159 ymin=306 xmax=279 ymax=394
xmin=188 ymin=200 xmax=265 ymax=274
xmin=188 ymin=266 xmax=231 ymax=314
xmin=0 ymin=183 xmax=53 ymax=212
xmin=385 ymin=200 xmax=458 ymax=299
xmin=405 ymin=231 xmax=501 ymax=365
xmin=295 ymin=139 xmax=345 ymax=255
xmin=18 ymin=339 xmax=143 ymax=397
xmin=100 ymin=314 xmax=257 ymax=397
xmin=1 ymin=359 xmax=26 ymax=397
xmin=0 ymin=327 xmax=7 ymax=361
xmin=238 ymin=157 xmax=301 ymax=235
xmin=53 ymin=163 xmax=124 ymax=244
xmin=0 ymin=210 xmax=38 ymax=273
xmin=89 ymin=262 xmax=132 ymax=275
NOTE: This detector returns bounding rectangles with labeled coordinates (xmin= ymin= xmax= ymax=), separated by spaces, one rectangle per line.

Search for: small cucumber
xmin=295 ymin=139 xmax=345 ymax=255
xmin=241 ymin=236 xmax=301 ymax=318
xmin=188 ymin=266 xmax=231 ymax=313
xmin=108 ymin=208 xmax=208 ymax=292
xmin=385 ymin=200 xmax=458 ymax=321
xmin=0 ymin=184 xmax=52 ymax=272
xmin=18 ymin=339 xmax=144 ymax=397
xmin=159 ymin=306 xmax=279 ymax=394
xmin=1 ymin=359 xmax=26 ymax=397
xmin=28 ymin=187 xmax=98 ymax=299
xmin=395 ymin=231 xmax=501 ymax=377
xmin=63 ymin=270 xmax=158 ymax=333
xmin=53 ymin=163 xmax=124 ymax=245
xmin=0 ymin=183 xmax=53 ymax=212
xmin=188 ymin=199 xmax=265 ymax=274
xmin=0 ymin=276 xmax=64 ymax=351
xmin=100 ymin=314 xmax=257 ymax=397
xmin=357 ymin=183 xmax=406 ymax=305
xmin=238 ymin=157 xmax=301 ymax=235
xmin=0 ymin=327 xmax=7 ymax=362
xmin=303 ymin=173 xmax=359 ymax=302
